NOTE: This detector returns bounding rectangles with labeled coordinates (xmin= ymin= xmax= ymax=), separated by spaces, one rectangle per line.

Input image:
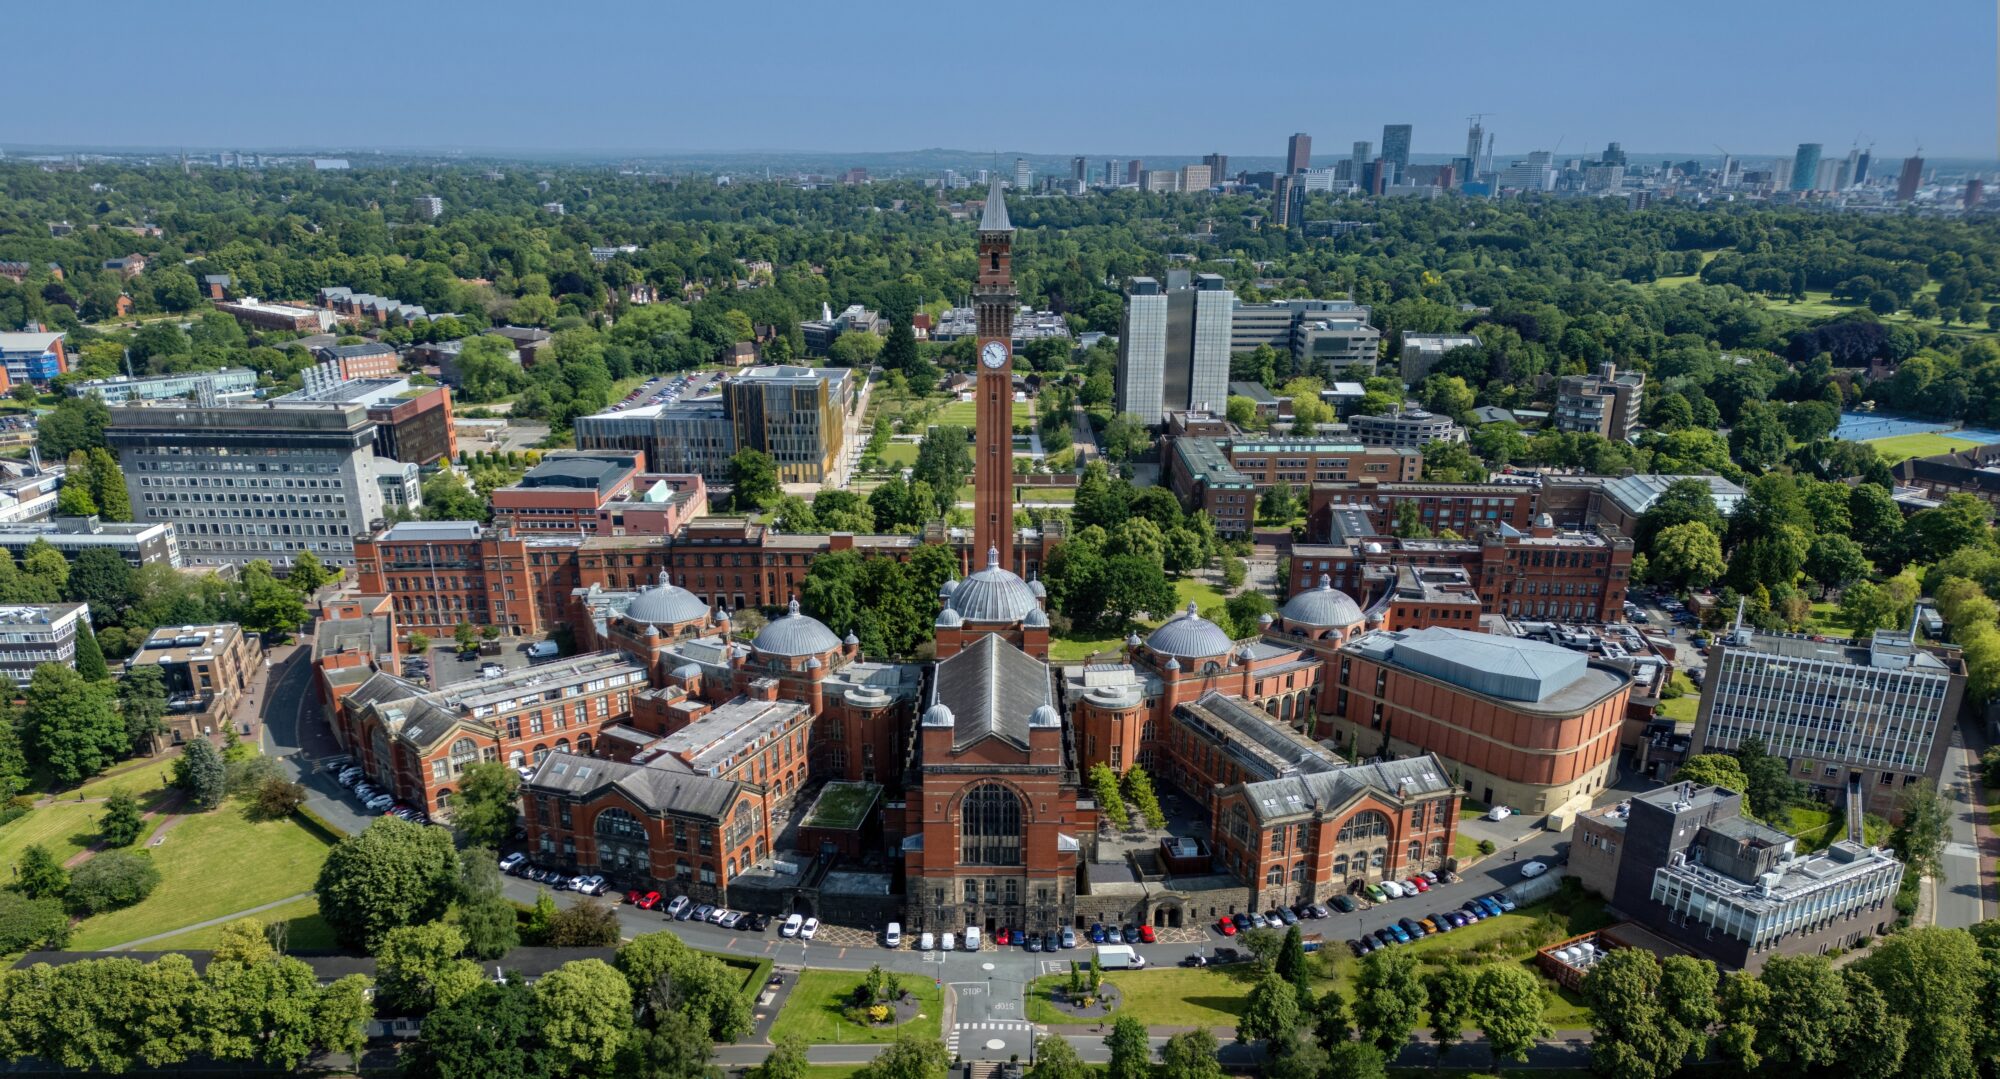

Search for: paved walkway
xmin=101 ymin=891 xmax=315 ymax=951
xmin=60 ymin=791 xmax=187 ymax=869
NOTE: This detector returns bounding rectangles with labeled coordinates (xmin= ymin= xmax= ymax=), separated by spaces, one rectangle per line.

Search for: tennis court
xmin=1834 ymin=412 xmax=2000 ymax=445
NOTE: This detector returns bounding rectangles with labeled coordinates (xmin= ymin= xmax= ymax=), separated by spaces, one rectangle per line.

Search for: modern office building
xmin=318 ymin=342 xmax=401 ymax=381
xmin=721 ymin=365 xmax=852 ymax=483
xmin=1349 ymin=407 xmax=1465 ymax=450
xmin=1896 ymin=156 xmax=1925 ymax=201
xmin=1229 ymin=299 xmax=1380 ymax=375
xmin=123 ymin=622 xmax=256 ymax=748
xmin=574 ymin=399 xmax=735 ymax=481
xmin=0 ymin=603 xmax=89 ymax=687
xmin=1013 ymin=158 xmax=1031 ymax=189
xmin=1569 ymin=782 xmax=1902 ymax=971
xmin=1116 ymin=274 xmax=1233 ymax=424
xmin=1687 ymin=619 xmax=1966 ymax=819
xmin=1789 ymin=143 xmax=1823 ymax=192
xmin=1399 ymin=333 xmax=1482 ymax=385
xmin=0 ymin=331 xmax=68 ymax=390
xmin=1554 ymin=363 xmax=1645 ymax=440
xmin=1286 ymin=133 xmax=1312 ymax=174
xmin=106 ymin=397 xmax=388 ymax=570
xmin=1169 ymin=436 xmax=1422 ymax=536
xmin=1331 ymin=626 xmax=1632 ymax=814
xmin=1380 ymin=125 xmax=1412 ymax=183
xmin=490 ymin=452 xmax=645 ymax=534
xmin=70 ymin=368 xmax=259 ymax=404
xmin=367 ymin=384 xmax=456 ymax=466
xmin=0 ymin=515 xmax=180 ymax=568
xmin=1180 ymin=164 xmax=1212 ymax=191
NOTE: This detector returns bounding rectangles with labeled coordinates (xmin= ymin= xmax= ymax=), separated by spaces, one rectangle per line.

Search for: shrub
xmin=225 ymin=754 xmax=282 ymax=796
xmin=14 ymin=844 xmax=68 ymax=900
xmin=544 ymin=897 xmax=620 ymax=947
xmin=99 ymin=792 xmax=146 ymax=846
xmin=0 ymin=892 xmax=69 ymax=952
xmin=66 ymin=850 xmax=161 ymax=914
xmin=1477 ymin=839 xmax=1497 ymax=856
xmin=255 ymin=777 xmax=307 ymax=818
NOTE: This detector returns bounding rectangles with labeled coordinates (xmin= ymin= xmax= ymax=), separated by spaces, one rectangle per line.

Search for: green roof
xmin=801 ymin=781 xmax=882 ymax=830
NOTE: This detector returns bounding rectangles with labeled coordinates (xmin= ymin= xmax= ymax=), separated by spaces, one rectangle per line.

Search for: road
xmin=1936 ymin=726 xmax=1993 ymax=930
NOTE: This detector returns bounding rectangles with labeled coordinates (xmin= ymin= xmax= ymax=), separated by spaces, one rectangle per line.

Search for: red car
xmin=1139 ymin=925 xmax=1156 ymax=943
xmin=1405 ymin=877 xmax=1429 ymax=893
xmin=634 ymin=891 xmax=663 ymax=910
xmin=1216 ymin=918 xmax=1237 ymax=936
xmin=995 ymin=928 xmax=1010 ymax=945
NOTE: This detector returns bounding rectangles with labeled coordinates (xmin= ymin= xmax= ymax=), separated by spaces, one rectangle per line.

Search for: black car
xmin=1026 ymin=934 xmax=1043 ymax=952
xmin=1210 ymin=947 xmax=1242 ymax=963
xmin=1122 ymin=924 xmax=1142 ymax=944
xmin=1371 ymin=928 xmax=1399 ymax=947
xmin=1347 ymin=938 xmax=1372 ymax=957
xmin=744 ymin=913 xmax=769 ymax=932
xmin=1329 ymin=895 xmax=1358 ymax=914
xmin=1399 ymin=917 xmax=1429 ymax=938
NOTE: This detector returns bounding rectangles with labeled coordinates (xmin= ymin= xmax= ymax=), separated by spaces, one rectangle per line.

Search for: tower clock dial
xmin=981 ymin=341 xmax=1007 ymax=369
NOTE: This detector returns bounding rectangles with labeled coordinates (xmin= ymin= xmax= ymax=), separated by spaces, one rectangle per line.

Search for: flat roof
xmin=377 ymin=521 xmax=482 ymax=542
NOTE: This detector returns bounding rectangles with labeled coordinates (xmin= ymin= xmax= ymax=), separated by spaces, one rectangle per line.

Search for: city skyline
xmin=14 ymin=0 xmax=1994 ymax=159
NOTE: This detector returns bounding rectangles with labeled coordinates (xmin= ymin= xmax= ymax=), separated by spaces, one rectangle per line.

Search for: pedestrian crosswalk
xmin=947 ymin=1021 xmax=1038 ymax=1054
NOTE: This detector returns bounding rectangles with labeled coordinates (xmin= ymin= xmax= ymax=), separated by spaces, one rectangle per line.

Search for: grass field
xmin=1800 ymin=601 xmax=1846 ymax=636
xmin=1862 ymin=431 xmax=1982 ymax=464
xmin=0 ymin=800 xmax=111 ymax=875
xmin=1656 ymin=671 xmax=1700 ymax=725
xmin=143 ymin=895 xmax=337 ymax=952
xmin=933 ymin=400 xmax=1033 ymax=429
xmin=877 ymin=443 xmax=919 ymax=468
xmin=768 ymin=969 xmax=942 ymax=1045
xmin=1048 ymin=578 xmax=1237 ymax=662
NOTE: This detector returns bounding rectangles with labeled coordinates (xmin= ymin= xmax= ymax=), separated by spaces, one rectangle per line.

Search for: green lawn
xmin=1050 ymin=630 xmax=1130 ymax=663
xmin=70 ymin=759 xmax=180 ymax=804
xmin=1656 ymin=671 xmax=1700 ymax=725
xmin=1801 ymin=601 xmax=1844 ymax=635
xmin=877 ymin=443 xmax=919 ymax=468
xmin=143 ymin=895 xmax=337 ymax=953
xmin=68 ymin=804 xmax=336 ymax=949
xmin=1863 ymin=431 xmax=1982 ymax=464
xmin=1453 ymin=834 xmax=1485 ymax=862
xmin=768 ymin=969 xmax=941 ymax=1045
xmin=1020 ymin=488 xmax=1074 ymax=503
xmin=800 ymin=1068 xmax=870 ymax=1079
xmin=1763 ymin=289 xmax=1995 ymax=338
xmin=1174 ymin=579 xmax=1231 ymax=613
xmin=932 ymin=399 xmax=1033 ymax=430
xmin=1047 ymin=577 xmax=1239 ymax=663
xmin=0 ymin=800 xmax=110 ymax=876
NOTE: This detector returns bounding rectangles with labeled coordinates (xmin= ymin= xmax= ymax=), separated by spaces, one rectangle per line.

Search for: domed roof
xmin=923 ymin=702 xmax=955 ymax=726
xmin=752 ymin=599 xmax=842 ymax=657
xmin=1282 ymin=575 xmax=1365 ymax=629
xmin=1029 ymin=577 xmax=1047 ymax=598
xmin=1030 ymin=704 xmax=1061 ymax=728
xmin=1025 ymin=606 xmax=1049 ymax=628
xmin=947 ymin=547 xmax=1040 ymax=624
xmin=936 ymin=608 xmax=964 ymax=628
xmin=1147 ymin=601 xmax=1236 ymax=659
xmin=843 ymin=631 xmax=860 ymax=647
xmin=939 ymin=577 xmax=960 ymax=599
xmin=624 ymin=569 xmax=710 ymax=626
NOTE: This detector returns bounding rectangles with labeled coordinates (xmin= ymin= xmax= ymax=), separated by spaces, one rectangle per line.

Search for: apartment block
xmin=1555 ymin=362 xmax=1645 ymax=441
xmin=124 ymin=622 xmax=255 ymax=748
xmin=0 ymin=603 xmax=89 ymax=687
xmin=1117 ymin=274 xmax=1233 ymax=424
xmin=215 ymin=298 xmax=335 ymax=333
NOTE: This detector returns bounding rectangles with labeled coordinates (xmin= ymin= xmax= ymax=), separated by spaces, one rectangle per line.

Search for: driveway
xmin=1936 ymin=724 xmax=1993 ymax=930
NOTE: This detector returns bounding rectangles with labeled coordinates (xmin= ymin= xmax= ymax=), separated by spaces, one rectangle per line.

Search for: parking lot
xmin=405 ymin=636 xmax=544 ymax=688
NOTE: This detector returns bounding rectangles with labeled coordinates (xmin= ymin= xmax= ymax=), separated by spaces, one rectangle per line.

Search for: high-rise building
xmin=1115 ymin=273 xmax=1233 ymax=424
xmin=1102 ymin=159 xmax=1118 ymax=185
xmin=1270 ymin=174 xmax=1300 ymax=227
xmin=412 ymin=195 xmax=443 ymax=219
xmin=1554 ymin=362 xmax=1645 ymax=440
xmin=1350 ymin=141 xmax=1372 ymax=175
xmin=1789 ymin=142 xmax=1822 ymax=192
xmin=1967 ymin=177 xmax=1985 ymax=210
xmin=1203 ymin=153 xmax=1229 ymax=182
xmin=1012 ymin=158 xmax=1031 ymax=189
xmin=973 ymin=177 xmax=1017 ymax=566
xmin=1179 ymin=163 xmax=1212 ymax=191
xmin=1896 ymin=155 xmax=1924 ymax=201
xmin=1816 ymin=158 xmax=1843 ymax=191
xmin=1380 ymin=124 xmax=1412 ymax=182
xmin=1070 ymin=156 xmax=1086 ymax=183
xmin=1286 ymin=133 xmax=1312 ymax=174
xmin=1600 ymin=141 xmax=1626 ymax=166
xmin=1854 ymin=149 xmax=1871 ymax=185
xmin=1465 ymin=121 xmax=1485 ymax=165
xmin=1126 ymin=159 xmax=1144 ymax=186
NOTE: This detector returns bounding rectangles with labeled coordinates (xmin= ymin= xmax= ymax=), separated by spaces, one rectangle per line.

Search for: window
xmin=595 ymin=808 xmax=650 ymax=872
xmin=1336 ymin=811 xmax=1389 ymax=843
xmin=1266 ymin=865 xmax=1283 ymax=885
xmin=960 ymin=784 xmax=1024 ymax=866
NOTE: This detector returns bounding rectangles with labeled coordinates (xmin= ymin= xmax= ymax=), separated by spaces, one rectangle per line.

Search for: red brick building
xmin=368 ymin=385 xmax=456 ymax=466
xmin=491 ymin=453 xmax=645 ymax=535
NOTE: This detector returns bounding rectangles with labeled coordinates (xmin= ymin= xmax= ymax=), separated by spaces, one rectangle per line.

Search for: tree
xmin=21 ymin=539 xmax=69 ymax=598
xmin=1275 ymin=924 xmax=1310 ymax=988
xmin=1421 ymin=966 xmax=1476 ymax=1057
xmin=1417 ymin=375 xmax=1475 ymax=420
xmin=1089 ymin=762 xmax=1130 ymax=830
xmin=1238 ymin=967 xmax=1303 ymax=1045
xmin=0 ymin=892 xmax=69 ymax=952
xmin=86 ymin=448 xmax=130 ymax=522
xmin=408 ymin=631 xmax=432 ymax=655
xmin=1258 ymin=481 xmax=1300 ymax=524
xmin=857 ymin=1032 xmax=948 ymax=1079
xmin=1308 ymin=983 xmax=1351 ymax=1049
xmin=1904 ymin=494 xmax=1992 ymax=566
xmin=1889 ymin=779 xmax=1950 ymax=879
xmin=23 ymin=662 xmax=120 ymax=785
xmin=1100 ymin=412 xmax=1150 ymax=461
xmin=616 ymin=931 xmax=754 ymax=1043
xmin=616 ymin=1008 xmax=718 ymax=1079
xmin=232 ymin=560 xmax=308 ymax=637
xmin=315 ymin=817 xmax=461 ymax=950
xmin=172 ymin=736 xmax=227 ymax=809
xmin=286 ymin=550 xmax=331 ymax=595
xmin=1025 ymin=1032 xmax=1090 ymax=1079
xmin=14 ymin=843 xmax=68 ymax=899
xmin=547 ymin=897 xmax=622 ymax=946
xmin=99 ymin=791 xmax=146 ymax=846
xmin=421 ymin=471 xmax=488 ymax=521
xmin=752 ymin=1036 xmax=811 ymax=1079
xmin=1647 ymin=521 xmax=1726 ymax=590
xmin=1840 ymin=581 xmax=1904 ymax=636
xmin=1858 ymin=926 xmax=1984 ymax=1079
xmin=1804 ymin=533 xmax=1870 ymax=590
xmin=116 ymin=666 xmax=167 ymax=754
xmin=534 ymin=958 xmax=634 ymax=1075
xmin=411 ymin=980 xmax=552 ymax=1079
xmin=1099 ymin=554 xmax=1177 ymax=628
xmin=1734 ymin=736 xmax=1803 ymax=820
xmin=1351 ymin=947 xmax=1426 ymax=1053
xmin=912 ymin=426 xmax=971 ymax=514
xmin=1122 ymin=764 xmax=1167 ymax=829
xmin=66 ymin=548 xmax=133 ymax=622
xmin=1160 ymin=1028 xmax=1223 ymax=1079
xmin=377 ymin=922 xmax=486 ymax=1015
xmin=1673 ymin=753 xmax=1749 ymax=795
xmin=72 ymin=623 xmax=106 ymax=681
xmin=726 ymin=449 xmax=781 ymax=511
xmin=66 ymin=850 xmax=161 ymax=914
xmin=57 ymin=478 xmax=97 ymax=517
xmin=1323 ymin=1042 xmax=1388 ymax=1079
xmin=1104 ymin=1015 xmax=1152 ymax=1079
xmin=1582 ymin=949 xmax=1717 ymax=1079
xmin=451 ymin=760 xmax=521 ymax=849
xmin=1470 ymin=965 xmax=1551 ymax=1062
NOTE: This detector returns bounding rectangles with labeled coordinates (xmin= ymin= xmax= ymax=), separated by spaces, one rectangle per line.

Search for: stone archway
xmin=1149 ymin=899 xmax=1184 ymax=929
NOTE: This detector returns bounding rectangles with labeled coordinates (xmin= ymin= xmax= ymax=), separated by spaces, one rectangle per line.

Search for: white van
xmin=1096 ymin=943 xmax=1146 ymax=970
xmin=885 ymin=922 xmax=902 ymax=948
xmin=919 ymin=931 xmax=935 ymax=951
xmin=963 ymin=926 xmax=981 ymax=952
xmin=527 ymin=641 xmax=559 ymax=660
xmin=941 ymin=932 xmax=956 ymax=951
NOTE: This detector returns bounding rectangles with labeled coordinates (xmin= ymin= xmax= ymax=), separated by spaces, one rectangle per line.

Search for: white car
xmin=1520 ymin=860 xmax=1550 ymax=878
xmin=498 ymin=852 xmax=526 ymax=874
xmin=781 ymin=913 xmax=804 ymax=937
xmin=800 ymin=917 xmax=820 ymax=940
xmin=706 ymin=907 xmax=729 ymax=924
xmin=666 ymin=896 xmax=691 ymax=919
xmin=1485 ymin=805 xmax=1513 ymax=822
xmin=885 ymin=922 xmax=902 ymax=948
xmin=720 ymin=911 xmax=744 ymax=929
xmin=1380 ymin=880 xmax=1405 ymax=899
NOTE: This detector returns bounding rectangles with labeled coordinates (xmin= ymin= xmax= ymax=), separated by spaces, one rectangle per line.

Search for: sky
xmin=16 ymin=0 xmax=1995 ymax=161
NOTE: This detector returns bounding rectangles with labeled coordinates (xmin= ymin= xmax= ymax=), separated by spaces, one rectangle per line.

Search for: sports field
xmin=1862 ymin=432 xmax=1981 ymax=464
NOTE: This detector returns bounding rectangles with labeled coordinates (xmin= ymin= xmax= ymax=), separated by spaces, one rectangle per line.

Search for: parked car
xmin=1399 ymin=918 xmax=1428 ymax=938
xmin=800 ymin=917 xmax=820 ymax=940
xmin=1138 ymin=924 xmax=1155 ymax=943
xmin=1215 ymin=917 xmax=1237 ymax=936
xmin=1123 ymin=924 xmax=1142 ymax=944
xmin=781 ymin=913 xmax=804 ymax=937
xmin=674 ymin=901 xmax=697 ymax=921
xmin=1330 ymin=895 xmax=1358 ymax=913
xmin=1044 ymin=930 xmax=1062 ymax=952
xmin=1457 ymin=902 xmax=1483 ymax=922
xmin=692 ymin=904 xmax=715 ymax=922
xmin=1418 ymin=916 xmax=1442 ymax=935
xmin=1348 ymin=938 xmax=1373 ymax=958
xmin=1026 ymin=934 xmax=1043 ymax=952
xmin=364 ymin=794 xmax=393 ymax=812
xmin=665 ymin=896 xmax=690 ymax=918
xmin=1363 ymin=883 xmax=1387 ymax=903
xmin=1385 ymin=924 xmax=1412 ymax=944
xmin=704 ymin=907 xmax=728 ymax=924
xmin=919 ymin=932 xmax=935 ymax=951
xmin=1061 ymin=927 xmax=1076 ymax=949
xmin=1380 ymin=880 xmax=1405 ymax=899
xmin=1231 ymin=912 xmax=1253 ymax=932
xmin=885 ymin=922 xmax=901 ymax=948
xmin=940 ymin=932 xmax=955 ymax=951
xmin=1180 ymin=953 xmax=1209 ymax=967
xmin=1275 ymin=908 xmax=1299 ymax=926
xmin=720 ymin=911 xmax=744 ymax=929
xmin=1089 ymin=923 xmax=1108 ymax=943
xmin=1310 ymin=903 xmax=1332 ymax=918
xmin=499 ymin=852 xmax=526 ymax=874
xmin=1487 ymin=892 xmax=1517 ymax=912
xmin=1405 ymin=877 xmax=1429 ymax=894
xmin=1485 ymin=805 xmax=1513 ymax=822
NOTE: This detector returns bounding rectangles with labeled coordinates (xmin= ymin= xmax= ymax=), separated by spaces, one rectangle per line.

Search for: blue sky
xmin=18 ymin=0 xmax=1994 ymax=159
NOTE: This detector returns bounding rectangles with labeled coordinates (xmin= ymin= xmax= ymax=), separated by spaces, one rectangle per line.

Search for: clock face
xmin=981 ymin=341 xmax=1007 ymax=369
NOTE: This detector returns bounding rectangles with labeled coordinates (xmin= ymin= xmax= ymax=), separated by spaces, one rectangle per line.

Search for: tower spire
xmin=980 ymin=174 xmax=1012 ymax=231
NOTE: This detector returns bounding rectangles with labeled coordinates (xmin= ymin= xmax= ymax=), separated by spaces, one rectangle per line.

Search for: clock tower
xmin=973 ymin=176 xmax=1016 ymax=569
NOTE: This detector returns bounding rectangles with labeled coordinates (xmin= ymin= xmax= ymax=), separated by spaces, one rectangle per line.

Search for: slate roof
xmin=527 ymin=750 xmax=743 ymax=821
xmin=1239 ymin=754 xmax=1454 ymax=823
xmin=980 ymin=176 xmax=1012 ymax=231
xmin=930 ymin=633 xmax=1051 ymax=752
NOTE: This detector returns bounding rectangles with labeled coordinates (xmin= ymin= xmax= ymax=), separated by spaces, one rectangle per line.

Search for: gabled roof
xmin=1240 ymin=754 xmax=1454 ymax=823
xmin=930 ymin=633 xmax=1051 ymax=752
xmin=528 ymin=751 xmax=744 ymax=821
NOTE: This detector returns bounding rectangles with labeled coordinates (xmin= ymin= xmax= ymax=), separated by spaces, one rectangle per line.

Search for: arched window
xmin=435 ymin=789 xmax=452 ymax=806
xmin=960 ymin=784 xmax=1024 ymax=866
xmin=577 ymin=733 xmax=593 ymax=756
xmin=1337 ymin=811 xmax=1390 ymax=844
xmin=556 ymin=738 xmax=572 ymax=755
xmin=1291 ymin=861 xmax=1308 ymax=883
xmin=1428 ymin=838 xmax=1445 ymax=859
xmin=1408 ymin=841 xmax=1422 ymax=864
xmin=1265 ymin=865 xmax=1283 ymax=885
xmin=594 ymin=807 xmax=650 ymax=873
xmin=448 ymin=737 xmax=479 ymax=774
xmin=508 ymin=750 xmax=525 ymax=769
xmin=533 ymin=743 xmax=549 ymax=763
xmin=1370 ymin=846 xmax=1385 ymax=868
xmin=1333 ymin=853 xmax=1349 ymax=876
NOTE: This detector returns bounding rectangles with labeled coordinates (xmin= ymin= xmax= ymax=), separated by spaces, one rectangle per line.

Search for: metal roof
xmin=527 ymin=750 xmax=743 ymax=821
xmin=1147 ymin=602 xmax=1236 ymax=659
xmin=930 ymin=633 xmax=1052 ymax=752
xmin=946 ymin=547 xmax=1040 ymax=624
xmin=1281 ymin=576 xmax=1365 ymax=628
xmin=752 ymin=599 xmax=842 ymax=656
xmin=1348 ymin=626 xmax=1614 ymax=705
xmin=623 ymin=570 xmax=711 ymax=626
xmin=979 ymin=176 xmax=1012 ymax=231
